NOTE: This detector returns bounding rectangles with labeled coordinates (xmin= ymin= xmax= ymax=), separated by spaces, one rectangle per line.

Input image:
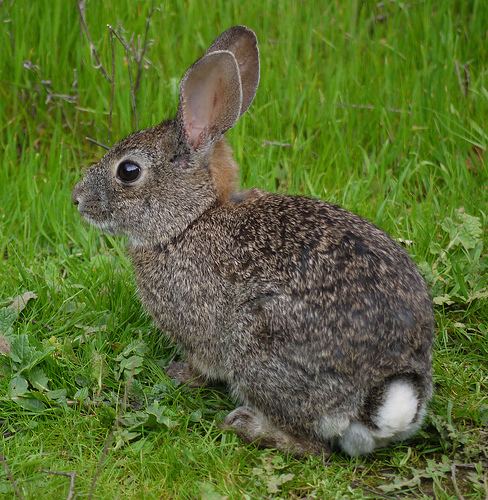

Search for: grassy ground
xmin=1 ymin=0 xmax=487 ymax=498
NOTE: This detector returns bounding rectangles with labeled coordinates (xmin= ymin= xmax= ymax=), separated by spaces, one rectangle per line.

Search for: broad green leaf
xmin=378 ymin=475 xmax=421 ymax=493
xmin=118 ymin=354 xmax=144 ymax=379
xmin=9 ymin=334 xmax=55 ymax=373
xmin=156 ymin=415 xmax=178 ymax=429
xmin=0 ymin=293 xmax=37 ymax=339
xmin=116 ymin=339 xmax=148 ymax=360
xmin=47 ymin=388 xmax=67 ymax=402
xmin=189 ymin=409 xmax=202 ymax=422
xmin=0 ymin=307 xmax=17 ymax=335
xmin=28 ymin=366 xmax=50 ymax=392
xmin=9 ymin=374 xmax=28 ymax=396
xmin=74 ymin=386 xmax=89 ymax=401
xmin=121 ymin=411 xmax=149 ymax=428
xmin=12 ymin=395 xmax=46 ymax=412
xmin=8 ymin=334 xmax=31 ymax=364
xmin=199 ymin=482 xmax=227 ymax=500
xmin=113 ymin=428 xmax=141 ymax=451
xmin=442 ymin=210 xmax=482 ymax=251
xmin=21 ymin=346 xmax=55 ymax=373
xmin=146 ymin=401 xmax=165 ymax=421
xmin=146 ymin=402 xmax=178 ymax=428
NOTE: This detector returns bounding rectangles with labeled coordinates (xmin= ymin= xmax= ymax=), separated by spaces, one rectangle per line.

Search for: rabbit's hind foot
xmin=222 ymin=406 xmax=329 ymax=457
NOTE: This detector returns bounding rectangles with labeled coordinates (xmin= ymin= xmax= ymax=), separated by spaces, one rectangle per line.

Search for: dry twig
xmin=262 ymin=140 xmax=291 ymax=148
xmin=337 ymin=102 xmax=411 ymax=115
xmin=450 ymin=463 xmax=466 ymax=500
xmin=41 ymin=470 xmax=77 ymax=500
xmin=77 ymin=0 xmax=118 ymax=141
xmin=85 ymin=136 xmax=110 ymax=150
xmin=454 ymin=60 xmax=470 ymax=97
xmin=23 ymin=63 xmax=77 ymax=105
xmin=134 ymin=3 xmax=157 ymax=97
xmin=108 ymin=30 xmax=116 ymax=141
xmin=107 ymin=2 xmax=156 ymax=129
xmin=88 ymin=429 xmax=114 ymax=500
xmin=78 ymin=1 xmax=156 ymax=136
xmin=77 ymin=0 xmax=111 ymax=82
xmin=107 ymin=25 xmax=137 ymax=127
xmin=0 ymin=454 xmax=23 ymax=500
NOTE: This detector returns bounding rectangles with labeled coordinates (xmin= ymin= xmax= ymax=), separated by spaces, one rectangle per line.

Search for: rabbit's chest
xmin=131 ymin=248 xmax=230 ymax=357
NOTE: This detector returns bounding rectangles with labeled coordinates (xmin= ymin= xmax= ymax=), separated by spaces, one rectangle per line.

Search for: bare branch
xmin=41 ymin=470 xmax=76 ymax=500
xmin=0 ymin=454 xmax=23 ymax=500
xmin=336 ymin=102 xmax=411 ymax=115
xmin=107 ymin=24 xmax=138 ymax=128
xmin=450 ymin=463 xmax=466 ymax=500
xmin=107 ymin=3 xmax=156 ymax=129
xmin=455 ymin=60 xmax=470 ymax=97
xmin=77 ymin=0 xmax=111 ymax=82
xmin=108 ymin=29 xmax=116 ymax=142
xmin=23 ymin=62 xmax=78 ymax=105
xmin=262 ymin=140 xmax=292 ymax=148
xmin=88 ymin=429 xmax=114 ymax=500
xmin=85 ymin=136 xmax=110 ymax=150
xmin=134 ymin=3 xmax=157 ymax=96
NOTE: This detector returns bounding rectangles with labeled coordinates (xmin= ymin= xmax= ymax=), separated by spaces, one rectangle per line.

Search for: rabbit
xmin=72 ymin=26 xmax=434 ymax=457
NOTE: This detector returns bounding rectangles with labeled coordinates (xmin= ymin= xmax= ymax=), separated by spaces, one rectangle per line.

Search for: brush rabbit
xmin=73 ymin=26 xmax=434 ymax=456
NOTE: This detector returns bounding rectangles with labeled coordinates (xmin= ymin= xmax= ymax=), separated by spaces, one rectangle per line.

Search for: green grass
xmin=1 ymin=0 xmax=487 ymax=498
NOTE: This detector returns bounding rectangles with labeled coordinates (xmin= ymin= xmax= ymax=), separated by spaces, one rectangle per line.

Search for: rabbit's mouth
xmin=79 ymin=210 xmax=117 ymax=234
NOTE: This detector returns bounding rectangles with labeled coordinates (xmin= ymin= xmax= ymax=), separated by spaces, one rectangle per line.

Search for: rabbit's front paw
xmin=165 ymin=361 xmax=207 ymax=387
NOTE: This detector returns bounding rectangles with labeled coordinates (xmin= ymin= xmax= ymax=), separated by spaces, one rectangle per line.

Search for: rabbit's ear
xmin=206 ymin=26 xmax=259 ymax=116
xmin=179 ymin=50 xmax=242 ymax=150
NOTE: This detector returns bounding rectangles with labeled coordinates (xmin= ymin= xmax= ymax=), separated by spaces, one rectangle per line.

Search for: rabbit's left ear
xmin=206 ymin=26 xmax=260 ymax=116
xmin=179 ymin=50 xmax=242 ymax=151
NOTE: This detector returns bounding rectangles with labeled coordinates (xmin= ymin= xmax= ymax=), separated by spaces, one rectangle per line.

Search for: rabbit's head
xmin=72 ymin=26 xmax=259 ymax=246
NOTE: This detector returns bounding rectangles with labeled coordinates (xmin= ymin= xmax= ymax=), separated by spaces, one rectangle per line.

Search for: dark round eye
xmin=117 ymin=161 xmax=141 ymax=183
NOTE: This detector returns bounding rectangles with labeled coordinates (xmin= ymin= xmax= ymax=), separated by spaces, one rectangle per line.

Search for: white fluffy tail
xmin=339 ymin=379 xmax=423 ymax=456
xmin=372 ymin=379 xmax=419 ymax=439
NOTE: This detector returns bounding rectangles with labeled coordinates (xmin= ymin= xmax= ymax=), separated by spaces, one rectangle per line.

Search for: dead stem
xmin=85 ymin=137 xmax=110 ymax=150
xmin=0 ymin=454 xmax=23 ymax=500
xmin=77 ymin=0 xmax=111 ymax=82
xmin=450 ymin=463 xmax=466 ymax=500
xmin=41 ymin=470 xmax=77 ymax=500
xmin=87 ymin=429 xmax=114 ymax=500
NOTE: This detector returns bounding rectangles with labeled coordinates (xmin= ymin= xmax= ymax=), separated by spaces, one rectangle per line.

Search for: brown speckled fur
xmin=72 ymin=26 xmax=434 ymax=456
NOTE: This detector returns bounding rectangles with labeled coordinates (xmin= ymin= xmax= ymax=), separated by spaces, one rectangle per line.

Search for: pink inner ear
xmin=185 ymin=115 xmax=206 ymax=150
xmin=186 ymin=86 xmax=221 ymax=149
xmin=180 ymin=51 xmax=242 ymax=150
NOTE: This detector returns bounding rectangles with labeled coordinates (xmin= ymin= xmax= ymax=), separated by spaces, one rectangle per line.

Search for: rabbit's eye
xmin=117 ymin=161 xmax=141 ymax=183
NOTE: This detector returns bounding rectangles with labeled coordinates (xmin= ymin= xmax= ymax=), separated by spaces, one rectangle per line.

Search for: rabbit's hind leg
xmin=165 ymin=360 xmax=207 ymax=387
xmin=222 ymin=406 xmax=329 ymax=456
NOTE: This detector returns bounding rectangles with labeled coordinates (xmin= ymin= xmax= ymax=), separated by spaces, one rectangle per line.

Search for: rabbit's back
xmin=218 ymin=192 xmax=433 ymax=377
